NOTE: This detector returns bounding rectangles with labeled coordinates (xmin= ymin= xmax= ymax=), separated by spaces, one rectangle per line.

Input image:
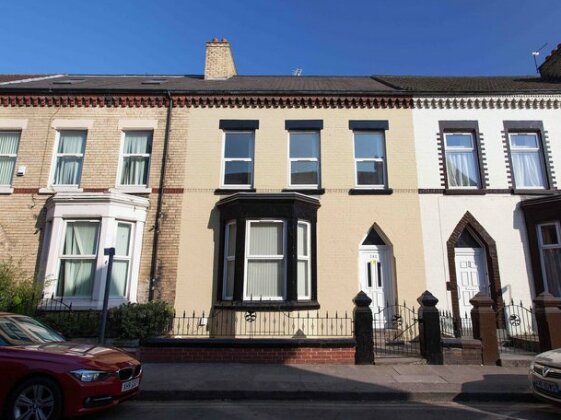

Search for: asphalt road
xmin=85 ymin=400 xmax=561 ymax=419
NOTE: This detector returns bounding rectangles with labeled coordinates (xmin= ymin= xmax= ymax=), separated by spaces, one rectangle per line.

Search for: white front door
xmin=359 ymin=247 xmax=393 ymax=327
xmin=455 ymin=248 xmax=489 ymax=317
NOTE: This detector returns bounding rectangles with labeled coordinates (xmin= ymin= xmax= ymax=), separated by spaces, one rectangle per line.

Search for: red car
xmin=0 ymin=312 xmax=142 ymax=419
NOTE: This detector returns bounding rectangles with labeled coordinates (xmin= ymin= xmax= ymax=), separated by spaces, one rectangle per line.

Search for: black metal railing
xmin=497 ymin=300 xmax=540 ymax=354
xmin=169 ymin=309 xmax=354 ymax=338
xmin=440 ymin=310 xmax=473 ymax=338
xmin=372 ymin=303 xmax=420 ymax=357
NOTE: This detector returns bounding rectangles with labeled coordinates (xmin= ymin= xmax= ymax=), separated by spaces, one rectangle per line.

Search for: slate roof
xmin=0 ymin=74 xmax=48 ymax=84
xmin=373 ymin=76 xmax=561 ymax=94
xmin=1 ymin=74 xmax=561 ymax=95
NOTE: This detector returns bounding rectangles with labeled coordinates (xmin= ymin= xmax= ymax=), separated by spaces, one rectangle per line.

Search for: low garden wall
xmin=140 ymin=338 xmax=356 ymax=364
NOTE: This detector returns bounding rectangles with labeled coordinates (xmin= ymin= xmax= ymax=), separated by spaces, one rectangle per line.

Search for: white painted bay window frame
xmin=40 ymin=192 xmax=148 ymax=310
xmin=243 ymin=219 xmax=287 ymax=301
xmin=297 ymin=220 xmax=311 ymax=300
xmin=222 ymin=221 xmax=236 ymax=300
xmin=537 ymin=222 xmax=561 ymax=296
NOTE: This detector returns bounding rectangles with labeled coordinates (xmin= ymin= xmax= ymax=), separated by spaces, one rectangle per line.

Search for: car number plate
xmin=534 ymin=379 xmax=560 ymax=394
xmin=121 ymin=377 xmax=140 ymax=392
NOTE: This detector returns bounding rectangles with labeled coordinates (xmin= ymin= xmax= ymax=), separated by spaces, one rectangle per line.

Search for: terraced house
xmin=1 ymin=40 xmax=560 ymax=327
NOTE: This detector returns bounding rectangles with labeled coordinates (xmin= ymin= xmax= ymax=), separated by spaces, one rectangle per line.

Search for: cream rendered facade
xmin=412 ymin=96 xmax=561 ymax=313
xmin=174 ymin=105 xmax=426 ymax=314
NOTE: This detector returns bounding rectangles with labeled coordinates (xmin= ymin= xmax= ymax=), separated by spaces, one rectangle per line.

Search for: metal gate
xmin=372 ymin=303 xmax=420 ymax=357
xmin=497 ymin=301 xmax=540 ymax=354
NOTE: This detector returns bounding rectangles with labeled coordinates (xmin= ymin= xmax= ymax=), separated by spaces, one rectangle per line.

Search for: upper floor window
xmin=509 ymin=133 xmax=546 ymax=189
xmin=119 ymin=131 xmax=152 ymax=186
xmin=52 ymin=131 xmax=86 ymax=186
xmin=0 ymin=131 xmax=20 ymax=187
xmin=353 ymin=131 xmax=386 ymax=188
xmin=444 ymin=132 xmax=480 ymax=188
xmin=537 ymin=222 xmax=561 ymax=297
xmin=222 ymin=131 xmax=254 ymax=187
xmin=289 ymin=131 xmax=320 ymax=187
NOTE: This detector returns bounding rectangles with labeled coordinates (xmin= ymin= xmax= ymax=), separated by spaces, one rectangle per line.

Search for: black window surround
xmin=503 ymin=121 xmax=554 ymax=195
xmin=285 ymin=120 xmax=323 ymax=130
xmin=219 ymin=120 xmax=260 ymax=130
xmin=216 ymin=193 xmax=321 ymax=310
xmin=348 ymin=120 xmax=391 ymax=195
xmin=438 ymin=121 xmax=487 ymax=193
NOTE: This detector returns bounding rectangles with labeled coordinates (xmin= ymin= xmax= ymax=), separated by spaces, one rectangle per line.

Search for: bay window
xmin=41 ymin=192 xmax=148 ymax=309
xmin=538 ymin=222 xmax=561 ymax=297
xmin=217 ymin=193 xmax=319 ymax=309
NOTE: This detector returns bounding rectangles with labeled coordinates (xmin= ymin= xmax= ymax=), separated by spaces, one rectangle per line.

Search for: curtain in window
xmin=111 ymin=223 xmax=131 ymax=297
xmin=543 ymin=249 xmax=561 ymax=297
xmin=512 ymin=152 xmax=545 ymax=188
xmin=224 ymin=223 xmax=236 ymax=298
xmin=446 ymin=152 xmax=479 ymax=187
xmin=246 ymin=261 xmax=283 ymax=298
xmin=121 ymin=132 xmax=151 ymax=185
xmin=297 ymin=223 xmax=310 ymax=298
xmin=0 ymin=132 xmax=19 ymax=185
xmin=58 ymin=222 xmax=99 ymax=297
xmin=53 ymin=132 xmax=85 ymax=185
xmin=247 ymin=223 xmax=284 ymax=299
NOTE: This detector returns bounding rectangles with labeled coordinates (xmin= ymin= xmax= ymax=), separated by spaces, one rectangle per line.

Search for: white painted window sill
xmin=111 ymin=186 xmax=152 ymax=194
xmin=38 ymin=187 xmax=83 ymax=194
xmin=0 ymin=187 xmax=14 ymax=194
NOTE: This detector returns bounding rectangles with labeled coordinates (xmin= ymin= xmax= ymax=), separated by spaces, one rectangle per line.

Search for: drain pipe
xmin=149 ymin=91 xmax=173 ymax=301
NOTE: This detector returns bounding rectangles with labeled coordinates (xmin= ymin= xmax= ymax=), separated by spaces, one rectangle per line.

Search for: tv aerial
xmin=532 ymin=43 xmax=548 ymax=73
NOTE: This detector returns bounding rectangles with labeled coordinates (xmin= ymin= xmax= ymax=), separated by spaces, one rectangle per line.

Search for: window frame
xmin=297 ymin=220 xmax=312 ymax=300
xmin=222 ymin=221 xmax=236 ymax=300
xmin=243 ymin=219 xmax=287 ymax=301
xmin=288 ymin=130 xmax=321 ymax=189
xmin=221 ymin=130 xmax=255 ymax=189
xmin=537 ymin=222 xmax=561 ymax=295
xmin=111 ymin=221 xmax=135 ymax=298
xmin=352 ymin=130 xmax=387 ymax=189
xmin=0 ymin=130 xmax=21 ymax=188
xmin=55 ymin=219 xmax=101 ymax=298
xmin=50 ymin=130 xmax=87 ymax=188
xmin=443 ymin=131 xmax=481 ymax=189
xmin=508 ymin=131 xmax=547 ymax=190
xmin=116 ymin=130 xmax=153 ymax=188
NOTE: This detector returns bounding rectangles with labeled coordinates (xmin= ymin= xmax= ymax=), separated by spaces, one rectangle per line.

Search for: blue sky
xmin=3 ymin=0 xmax=561 ymax=76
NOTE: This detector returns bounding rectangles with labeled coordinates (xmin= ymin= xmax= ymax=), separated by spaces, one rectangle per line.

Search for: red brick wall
xmin=140 ymin=346 xmax=355 ymax=364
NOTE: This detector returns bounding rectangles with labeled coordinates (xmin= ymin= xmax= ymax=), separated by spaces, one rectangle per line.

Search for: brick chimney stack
xmin=539 ymin=44 xmax=561 ymax=80
xmin=204 ymin=38 xmax=237 ymax=80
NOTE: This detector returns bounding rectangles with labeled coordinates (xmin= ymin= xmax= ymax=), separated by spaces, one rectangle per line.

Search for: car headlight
xmin=70 ymin=369 xmax=112 ymax=382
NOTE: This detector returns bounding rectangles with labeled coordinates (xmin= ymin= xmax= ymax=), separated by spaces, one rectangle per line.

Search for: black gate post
xmin=99 ymin=247 xmax=115 ymax=345
xmin=353 ymin=291 xmax=374 ymax=365
xmin=417 ymin=291 xmax=443 ymax=365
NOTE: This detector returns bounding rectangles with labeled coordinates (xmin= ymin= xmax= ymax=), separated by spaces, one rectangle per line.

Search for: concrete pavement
xmin=137 ymin=362 xmax=534 ymax=402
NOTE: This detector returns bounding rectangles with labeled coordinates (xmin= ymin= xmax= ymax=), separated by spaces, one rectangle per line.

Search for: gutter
xmin=148 ymin=91 xmax=173 ymax=301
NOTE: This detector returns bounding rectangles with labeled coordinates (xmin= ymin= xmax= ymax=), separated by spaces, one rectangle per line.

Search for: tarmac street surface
xmin=85 ymin=400 xmax=560 ymax=419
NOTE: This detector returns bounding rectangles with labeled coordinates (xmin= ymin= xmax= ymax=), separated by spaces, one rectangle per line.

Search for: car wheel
xmin=7 ymin=377 xmax=62 ymax=420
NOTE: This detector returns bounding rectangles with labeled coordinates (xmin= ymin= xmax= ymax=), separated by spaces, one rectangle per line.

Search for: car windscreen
xmin=0 ymin=316 xmax=65 ymax=345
